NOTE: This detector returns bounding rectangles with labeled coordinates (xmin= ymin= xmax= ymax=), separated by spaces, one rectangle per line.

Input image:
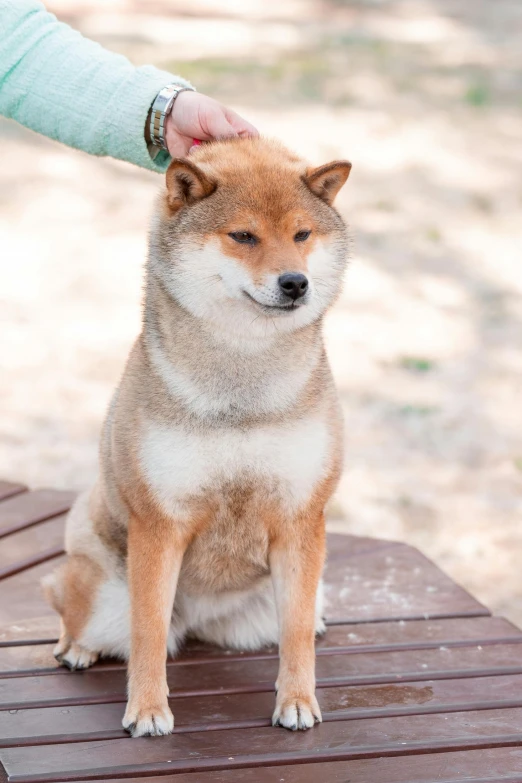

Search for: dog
xmin=42 ymin=137 xmax=351 ymax=737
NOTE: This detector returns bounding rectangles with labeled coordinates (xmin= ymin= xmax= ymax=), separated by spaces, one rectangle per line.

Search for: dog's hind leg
xmin=58 ymin=638 xmax=99 ymax=671
xmin=52 ymin=619 xmax=72 ymax=661
xmin=42 ymin=555 xmax=103 ymax=669
xmin=52 ymin=618 xmax=98 ymax=670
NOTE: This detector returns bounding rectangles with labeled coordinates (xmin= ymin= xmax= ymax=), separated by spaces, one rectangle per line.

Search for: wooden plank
xmin=1 ymin=674 xmax=522 ymax=748
xmin=0 ymin=547 xmax=63 ymax=581
xmin=0 ymin=617 xmax=59 ymax=648
xmin=324 ymin=537 xmax=489 ymax=623
xmin=0 ymin=483 xmax=26 ymax=502
xmin=0 ymin=616 xmax=520 ymax=676
xmin=3 ymin=708 xmax=522 ymax=781
xmin=1 ymin=643 xmax=522 ymax=711
xmin=69 ymin=747 xmax=522 ymax=783
xmin=325 ymin=534 xmax=398 ymax=559
xmin=178 ymin=615 xmax=522 ymax=662
xmin=0 ymin=559 xmax=65 ymax=631
xmin=0 ymin=490 xmax=74 ymax=539
xmin=0 ymin=517 xmax=65 ymax=580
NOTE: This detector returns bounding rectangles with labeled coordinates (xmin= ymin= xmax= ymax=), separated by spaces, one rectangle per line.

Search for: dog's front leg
xmin=123 ymin=515 xmax=184 ymax=737
xmin=270 ymin=517 xmax=325 ymax=731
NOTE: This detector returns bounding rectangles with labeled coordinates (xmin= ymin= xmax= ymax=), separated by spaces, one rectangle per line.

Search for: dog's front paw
xmin=272 ymin=693 xmax=322 ymax=731
xmin=122 ymin=701 xmax=174 ymax=737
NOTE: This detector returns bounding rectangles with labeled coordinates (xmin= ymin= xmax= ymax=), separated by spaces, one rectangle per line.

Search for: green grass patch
xmin=465 ymin=83 xmax=490 ymax=106
xmin=425 ymin=226 xmax=442 ymax=242
xmin=400 ymin=356 xmax=436 ymax=373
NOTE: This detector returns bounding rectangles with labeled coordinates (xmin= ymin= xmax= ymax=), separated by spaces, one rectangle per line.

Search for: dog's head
xmin=151 ymin=137 xmax=350 ymax=341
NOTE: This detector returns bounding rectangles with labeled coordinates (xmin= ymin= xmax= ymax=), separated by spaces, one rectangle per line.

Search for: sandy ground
xmin=1 ymin=0 xmax=521 ymax=624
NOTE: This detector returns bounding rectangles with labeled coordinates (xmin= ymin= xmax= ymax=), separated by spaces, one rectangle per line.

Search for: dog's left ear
xmin=166 ymin=159 xmax=217 ymax=213
xmin=304 ymin=161 xmax=352 ymax=206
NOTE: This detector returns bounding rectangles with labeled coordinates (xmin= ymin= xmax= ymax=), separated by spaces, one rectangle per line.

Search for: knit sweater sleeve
xmin=0 ymin=0 xmax=191 ymax=172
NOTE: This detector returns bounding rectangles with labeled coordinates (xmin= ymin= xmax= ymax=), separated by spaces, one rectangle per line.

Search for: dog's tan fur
xmin=42 ymin=137 xmax=351 ymax=736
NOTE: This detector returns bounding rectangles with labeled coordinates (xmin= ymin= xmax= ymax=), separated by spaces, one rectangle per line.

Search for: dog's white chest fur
xmin=140 ymin=416 xmax=330 ymax=518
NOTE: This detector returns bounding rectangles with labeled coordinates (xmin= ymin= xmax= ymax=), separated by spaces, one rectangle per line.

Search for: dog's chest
xmin=180 ymin=507 xmax=271 ymax=592
xmin=139 ymin=416 xmax=329 ymax=519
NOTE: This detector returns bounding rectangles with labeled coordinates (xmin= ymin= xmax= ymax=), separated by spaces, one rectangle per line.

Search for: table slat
xmin=0 ymin=483 xmax=27 ymax=502
xmin=1 ymin=674 xmax=522 ymax=748
xmin=0 ymin=559 xmax=66 ymax=633
xmin=325 ymin=537 xmax=488 ymax=623
xmin=68 ymin=747 xmax=522 ymax=783
xmin=0 ymin=517 xmax=66 ymax=580
xmin=0 ymin=491 xmax=74 ymax=540
xmin=4 ymin=708 xmax=522 ymax=782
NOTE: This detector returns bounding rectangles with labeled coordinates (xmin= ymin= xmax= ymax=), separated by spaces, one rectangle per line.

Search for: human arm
xmin=0 ymin=0 xmax=257 ymax=172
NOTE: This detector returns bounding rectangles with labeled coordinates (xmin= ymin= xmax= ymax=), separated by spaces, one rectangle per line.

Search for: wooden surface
xmin=0 ymin=485 xmax=521 ymax=781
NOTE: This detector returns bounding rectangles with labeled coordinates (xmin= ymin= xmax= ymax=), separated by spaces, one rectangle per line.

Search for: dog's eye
xmin=229 ymin=231 xmax=257 ymax=246
xmin=294 ymin=230 xmax=311 ymax=243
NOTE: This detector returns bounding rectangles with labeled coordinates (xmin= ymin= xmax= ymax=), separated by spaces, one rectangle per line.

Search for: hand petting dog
xmin=165 ymin=91 xmax=259 ymax=157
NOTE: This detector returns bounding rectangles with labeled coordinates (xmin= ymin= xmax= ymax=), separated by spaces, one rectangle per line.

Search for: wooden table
xmin=1 ymin=479 xmax=522 ymax=782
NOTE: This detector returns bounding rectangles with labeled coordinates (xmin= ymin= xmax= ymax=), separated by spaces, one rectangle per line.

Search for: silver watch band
xmin=149 ymin=84 xmax=196 ymax=150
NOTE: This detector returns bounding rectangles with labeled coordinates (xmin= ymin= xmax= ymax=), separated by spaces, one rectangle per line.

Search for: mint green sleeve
xmin=0 ymin=0 xmax=192 ymax=172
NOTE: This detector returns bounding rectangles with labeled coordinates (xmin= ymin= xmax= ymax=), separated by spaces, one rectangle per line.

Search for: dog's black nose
xmin=278 ymin=273 xmax=309 ymax=301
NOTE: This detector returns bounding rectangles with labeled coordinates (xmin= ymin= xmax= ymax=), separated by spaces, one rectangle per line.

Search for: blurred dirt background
xmin=1 ymin=0 xmax=521 ymax=624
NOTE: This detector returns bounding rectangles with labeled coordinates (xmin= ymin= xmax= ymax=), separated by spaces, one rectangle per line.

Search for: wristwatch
xmin=149 ymin=83 xmax=196 ymax=150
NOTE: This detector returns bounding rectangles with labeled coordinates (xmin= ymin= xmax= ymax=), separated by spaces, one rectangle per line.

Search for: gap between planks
xmin=0 ymin=548 xmax=64 ymax=581
xmin=324 ymin=609 xmax=492 ymax=625
xmin=0 ymin=492 xmax=75 ymax=540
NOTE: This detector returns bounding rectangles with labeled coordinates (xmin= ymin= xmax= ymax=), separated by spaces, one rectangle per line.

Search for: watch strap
xmin=149 ymin=84 xmax=196 ymax=150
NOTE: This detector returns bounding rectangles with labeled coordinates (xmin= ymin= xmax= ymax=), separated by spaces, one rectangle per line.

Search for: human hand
xmin=165 ymin=91 xmax=258 ymax=158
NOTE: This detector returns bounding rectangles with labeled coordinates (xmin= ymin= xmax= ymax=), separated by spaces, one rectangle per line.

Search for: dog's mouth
xmin=242 ymin=291 xmax=304 ymax=314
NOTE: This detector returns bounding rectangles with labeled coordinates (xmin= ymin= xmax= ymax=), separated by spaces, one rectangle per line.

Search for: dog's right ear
xmin=166 ymin=160 xmax=217 ymax=213
xmin=304 ymin=161 xmax=351 ymax=206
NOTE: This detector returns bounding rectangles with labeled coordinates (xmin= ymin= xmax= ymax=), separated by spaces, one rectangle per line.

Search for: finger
xmin=203 ymin=108 xmax=239 ymax=140
xmin=225 ymin=108 xmax=259 ymax=137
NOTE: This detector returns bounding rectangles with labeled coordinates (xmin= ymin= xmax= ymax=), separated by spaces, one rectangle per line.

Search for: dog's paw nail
xmin=123 ymin=704 xmax=174 ymax=737
xmin=272 ymin=695 xmax=322 ymax=731
xmin=59 ymin=643 xmax=98 ymax=671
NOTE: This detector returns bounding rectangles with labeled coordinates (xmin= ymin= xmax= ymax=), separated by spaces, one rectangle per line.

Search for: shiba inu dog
xmin=43 ymin=137 xmax=351 ymax=737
